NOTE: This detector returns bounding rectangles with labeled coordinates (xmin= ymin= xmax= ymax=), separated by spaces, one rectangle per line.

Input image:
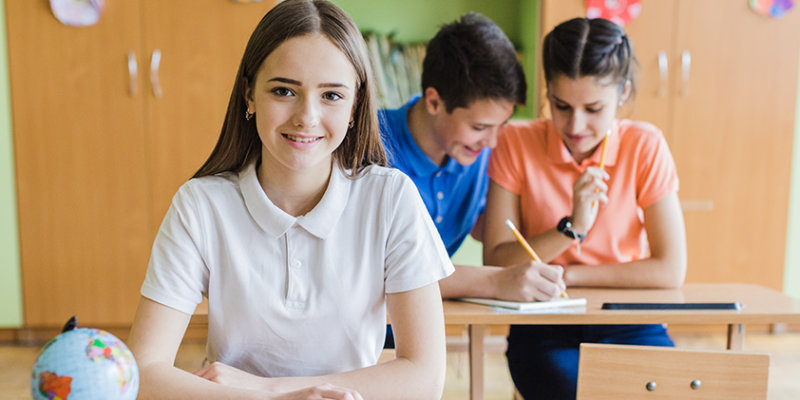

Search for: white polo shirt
xmin=141 ymin=162 xmax=453 ymax=378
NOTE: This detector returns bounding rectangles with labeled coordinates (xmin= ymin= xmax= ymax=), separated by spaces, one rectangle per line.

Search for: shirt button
xmin=291 ymin=259 xmax=301 ymax=268
xmin=437 ymin=192 xmax=444 ymax=200
xmin=435 ymin=216 xmax=443 ymax=223
xmin=435 ymin=171 xmax=442 ymax=178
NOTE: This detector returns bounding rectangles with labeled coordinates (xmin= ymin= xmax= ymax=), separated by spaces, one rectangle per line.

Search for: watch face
xmin=557 ymin=217 xmax=575 ymax=239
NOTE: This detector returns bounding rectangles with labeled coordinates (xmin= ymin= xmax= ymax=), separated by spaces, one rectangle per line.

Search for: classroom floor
xmin=2 ymin=330 xmax=798 ymax=399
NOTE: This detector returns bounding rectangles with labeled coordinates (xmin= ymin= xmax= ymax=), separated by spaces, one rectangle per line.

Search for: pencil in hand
xmin=591 ymin=133 xmax=610 ymax=208
xmin=504 ymin=219 xmax=568 ymax=298
xmin=598 ymin=132 xmax=609 ymax=170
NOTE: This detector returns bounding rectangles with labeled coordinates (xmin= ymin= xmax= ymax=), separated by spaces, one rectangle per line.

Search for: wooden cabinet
xmin=6 ymin=0 xmax=276 ymax=327
xmin=541 ymin=0 xmax=800 ymax=290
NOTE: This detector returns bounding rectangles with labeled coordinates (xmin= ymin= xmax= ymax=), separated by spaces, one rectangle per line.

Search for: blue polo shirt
xmin=379 ymin=95 xmax=490 ymax=256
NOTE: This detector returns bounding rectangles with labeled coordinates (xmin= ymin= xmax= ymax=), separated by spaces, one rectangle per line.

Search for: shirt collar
xmin=546 ymin=119 xmax=620 ymax=168
xmin=398 ymin=95 xmax=467 ymax=177
xmin=239 ymin=161 xmax=349 ymax=239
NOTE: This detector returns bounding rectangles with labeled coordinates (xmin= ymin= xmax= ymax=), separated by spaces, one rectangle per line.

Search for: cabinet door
xmin=7 ymin=1 xmax=151 ymax=325
xmin=142 ymin=0 xmax=277 ymax=230
xmin=620 ymin=1 xmax=677 ymax=138
xmin=670 ymin=0 xmax=800 ymax=289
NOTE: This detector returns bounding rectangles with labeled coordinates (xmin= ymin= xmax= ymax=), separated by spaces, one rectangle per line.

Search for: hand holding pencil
xmin=571 ymin=132 xmax=610 ymax=236
xmin=505 ymin=219 xmax=568 ymax=298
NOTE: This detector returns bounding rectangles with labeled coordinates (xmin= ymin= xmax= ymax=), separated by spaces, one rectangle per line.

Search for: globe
xmin=30 ymin=321 xmax=139 ymax=400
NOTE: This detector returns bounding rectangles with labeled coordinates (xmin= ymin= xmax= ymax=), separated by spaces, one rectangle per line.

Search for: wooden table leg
xmin=468 ymin=324 xmax=486 ymax=400
xmin=727 ymin=323 xmax=745 ymax=351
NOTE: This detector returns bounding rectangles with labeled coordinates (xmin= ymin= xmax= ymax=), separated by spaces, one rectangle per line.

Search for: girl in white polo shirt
xmin=127 ymin=1 xmax=453 ymax=399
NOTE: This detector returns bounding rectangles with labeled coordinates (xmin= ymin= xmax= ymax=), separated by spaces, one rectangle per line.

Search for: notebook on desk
xmin=459 ymin=297 xmax=587 ymax=311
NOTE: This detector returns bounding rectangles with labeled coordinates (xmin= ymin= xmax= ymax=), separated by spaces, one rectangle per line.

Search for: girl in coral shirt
xmin=483 ymin=18 xmax=687 ymax=400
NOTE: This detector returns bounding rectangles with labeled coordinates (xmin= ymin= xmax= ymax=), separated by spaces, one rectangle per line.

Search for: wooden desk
xmin=190 ymin=283 xmax=800 ymax=400
xmin=445 ymin=283 xmax=800 ymax=400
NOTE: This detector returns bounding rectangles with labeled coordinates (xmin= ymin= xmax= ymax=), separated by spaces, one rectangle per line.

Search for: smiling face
xmin=426 ymin=91 xmax=515 ymax=166
xmin=548 ymin=75 xmax=630 ymax=163
xmin=246 ymin=33 xmax=357 ymax=176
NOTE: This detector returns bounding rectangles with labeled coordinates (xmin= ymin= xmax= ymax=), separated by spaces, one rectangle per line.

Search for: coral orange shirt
xmin=489 ymin=119 xmax=679 ymax=266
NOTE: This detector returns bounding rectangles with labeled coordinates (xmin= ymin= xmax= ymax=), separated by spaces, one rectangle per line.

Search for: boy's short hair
xmin=421 ymin=12 xmax=526 ymax=113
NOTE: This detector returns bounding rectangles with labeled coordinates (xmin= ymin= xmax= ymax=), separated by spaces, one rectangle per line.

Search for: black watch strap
xmin=557 ymin=216 xmax=585 ymax=243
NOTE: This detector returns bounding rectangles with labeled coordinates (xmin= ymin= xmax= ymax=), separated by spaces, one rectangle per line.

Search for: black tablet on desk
xmin=601 ymin=302 xmax=742 ymax=310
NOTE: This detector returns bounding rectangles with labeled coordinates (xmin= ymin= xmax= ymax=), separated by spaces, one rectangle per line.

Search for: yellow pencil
xmin=504 ymin=219 xmax=568 ymax=298
xmin=598 ymin=133 xmax=609 ymax=170
xmin=591 ymin=134 xmax=610 ymax=208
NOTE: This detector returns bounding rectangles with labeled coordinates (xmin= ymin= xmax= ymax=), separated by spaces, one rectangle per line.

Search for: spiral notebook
xmin=460 ymin=297 xmax=587 ymax=311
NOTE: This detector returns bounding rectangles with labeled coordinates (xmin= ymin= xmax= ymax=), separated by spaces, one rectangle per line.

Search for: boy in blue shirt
xmin=380 ymin=13 xmax=566 ymax=304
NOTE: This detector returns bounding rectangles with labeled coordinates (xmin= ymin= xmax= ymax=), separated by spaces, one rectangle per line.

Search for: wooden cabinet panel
xmin=618 ymin=1 xmax=676 ymax=137
xmin=540 ymin=0 xmax=800 ymax=290
xmin=6 ymin=0 xmax=150 ymax=326
xmin=142 ymin=0 xmax=276 ymax=229
xmin=670 ymin=1 xmax=800 ymax=289
xmin=7 ymin=0 xmax=276 ymax=327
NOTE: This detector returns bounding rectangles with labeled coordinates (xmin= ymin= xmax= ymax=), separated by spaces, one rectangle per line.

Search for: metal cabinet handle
xmin=680 ymin=199 xmax=713 ymax=212
xmin=150 ymin=49 xmax=163 ymax=98
xmin=681 ymin=50 xmax=691 ymax=97
xmin=657 ymin=51 xmax=668 ymax=98
xmin=127 ymin=51 xmax=138 ymax=96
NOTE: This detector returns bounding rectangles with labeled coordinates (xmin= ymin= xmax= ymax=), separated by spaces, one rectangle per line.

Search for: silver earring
xmin=245 ymin=109 xmax=254 ymax=120
xmin=348 ymin=120 xmax=354 ymax=129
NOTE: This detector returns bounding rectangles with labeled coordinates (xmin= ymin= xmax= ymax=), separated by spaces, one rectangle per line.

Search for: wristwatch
xmin=557 ymin=216 xmax=586 ymax=243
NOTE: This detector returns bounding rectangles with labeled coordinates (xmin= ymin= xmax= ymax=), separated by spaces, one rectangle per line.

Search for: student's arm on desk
xmin=128 ymin=297 xmax=362 ymax=400
xmin=437 ymin=184 xmax=563 ymax=302
xmin=440 ymin=204 xmax=565 ymax=302
xmin=261 ymin=283 xmax=446 ymax=400
xmin=483 ymin=181 xmax=685 ymax=289
xmin=131 ymin=283 xmax=447 ymax=400
xmin=563 ymin=192 xmax=687 ymax=288
xmin=439 ymin=263 xmax=565 ymax=302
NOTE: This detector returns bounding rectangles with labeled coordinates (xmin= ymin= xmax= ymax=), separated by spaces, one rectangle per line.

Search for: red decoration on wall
xmin=585 ymin=0 xmax=642 ymax=27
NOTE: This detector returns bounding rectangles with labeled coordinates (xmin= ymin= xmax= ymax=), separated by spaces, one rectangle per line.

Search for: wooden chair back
xmin=576 ymin=343 xmax=769 ymax=399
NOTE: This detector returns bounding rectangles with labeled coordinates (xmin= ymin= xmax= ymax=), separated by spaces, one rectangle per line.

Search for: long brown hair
xmin=193 ymin=0 xmax=385 ymax=179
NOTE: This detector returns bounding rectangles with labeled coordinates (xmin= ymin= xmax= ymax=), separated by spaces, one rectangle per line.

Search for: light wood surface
xmin=191 ymin=283 xmax=800 ymax=327
xmin=442 ymin=283 xmax=800 ymax=326
xmin=576 ymin=343 xmax=769 ymax=399
xmin=540 ymin=0 xmax=800 ymax=291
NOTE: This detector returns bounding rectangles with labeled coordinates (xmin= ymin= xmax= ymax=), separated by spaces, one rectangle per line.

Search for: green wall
xmin=0 ymin=0 xmax=23 ymax=327
xmin=334 ymin=0 xmax=522 ymax=44
xmin=784 ymin=51 xmax=800 ymax=298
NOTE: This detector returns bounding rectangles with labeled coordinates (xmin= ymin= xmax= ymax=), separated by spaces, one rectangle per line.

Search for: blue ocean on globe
xmin=30 ymin=327 xmax=139 ymax=400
